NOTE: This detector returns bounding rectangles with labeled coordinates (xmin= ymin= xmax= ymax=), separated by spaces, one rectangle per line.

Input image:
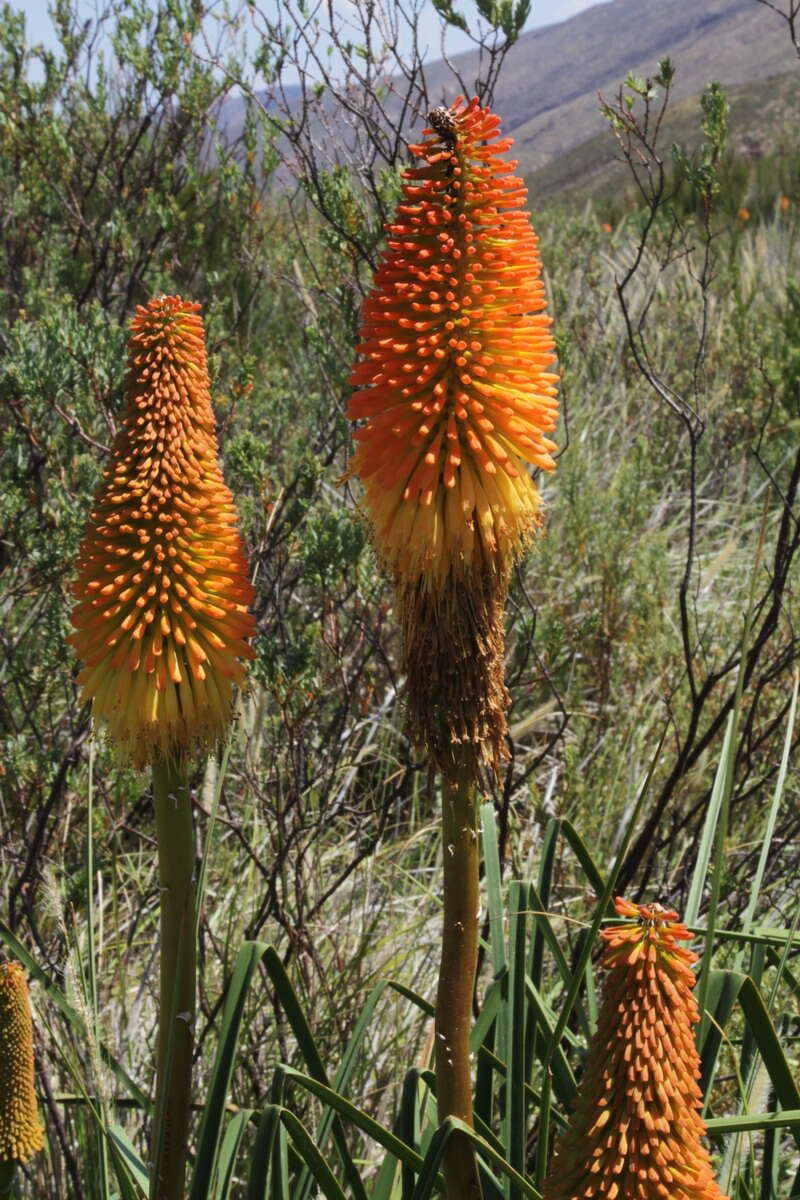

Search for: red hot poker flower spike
xmin=69 ymin=297 xmax=256 ymax=767
xmin=0 ymin=962 xmax=43 ymax=1164
xmin=348 ymin=98 xmax=558 ymax=770
xmin=349 ymin=97 xmax=558 ymax=586
xmin=542 ymin=898 xmax=729 ymax=1200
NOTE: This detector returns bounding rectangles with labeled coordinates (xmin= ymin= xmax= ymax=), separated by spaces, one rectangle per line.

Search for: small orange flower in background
xmin=348 ymin=98 xmax=558 ymax=768
xmin=69 ymin=297 xmax=256 ymax=767
xmin=601 ymin=222 xmax=613 ymax=234
xmin=737 ymin=208 xmax=751 ymax=222
xmin=0 ymin=963 xmax=43 ymax=1165
xmin=542 ymin=898 xmax=728 ymax=1200
xmin=778 ymin=195 xmax=791 ymax=212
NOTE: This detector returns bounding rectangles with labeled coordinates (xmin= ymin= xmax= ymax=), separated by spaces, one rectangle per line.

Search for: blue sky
xmin=14 ymin=0 xmax=612 ymax=62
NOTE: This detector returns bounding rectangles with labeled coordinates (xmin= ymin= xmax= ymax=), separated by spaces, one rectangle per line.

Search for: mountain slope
xmin=421 ymin=0 xmax=798 ymax=175
xmin=526 ymin=66 xmax=799 ymax=203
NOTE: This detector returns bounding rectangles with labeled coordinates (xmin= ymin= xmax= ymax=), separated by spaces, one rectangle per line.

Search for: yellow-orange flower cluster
xmin=69 ymin=297 xmax=256 ymax=766
xmin=348 ymin=100 xmax=558 ymax=769
xmin=0 ymin=963 xmax=43 ymax=1164
xmin=542 ymin=898 xmax=728 ymax=1200
xmin=348 ymin=97 xmax=558 ymax=586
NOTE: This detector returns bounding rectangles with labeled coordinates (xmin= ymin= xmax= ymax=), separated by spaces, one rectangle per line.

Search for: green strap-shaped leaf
xmin=106 ymin=1125 xmax=149 ymax=1198
xmin=503 ymin=881 xmax=530 ymax=1198
xmin=246 ymin=1106 xmax=282 ymax=1200
xmin=280 ymin=1065 xmax=426 ymax=1174
xmin=530 ymin=819 xmax=559 ymax=993
xmin=190 ymin=941 xmax=270 ymax=1199
xmin=481 ymin=801 xmax=507 ymax=977
xmin=214 ymin=1109 xmax=254 ymax=1200
xmin=276 ymin=1109 xmax=348 ymax=1200
xmin=310 ymin=976 xmax=431 ymax=1185
xmin=560 ymin=821 xmax=606 ymax=896
xmin=396 ymin=1068 xmax=426 ymax=1199
xmin=685 ymin=711 xmax=736 ymax=930
xmin=411 ymin=1118 xmax=541 ymax=1200
xmin=737 ymin=977 xmax=800 ymax=1151
xmin=698 ymin=968 xmax=746 ymax=1098
xmin=706 ymin=1109 xmax=800 ymax=1134
xmin=738 ymin=674 xmax=798 ymax=967
xmin=523 ymin=980 xmax=577 ymax=1106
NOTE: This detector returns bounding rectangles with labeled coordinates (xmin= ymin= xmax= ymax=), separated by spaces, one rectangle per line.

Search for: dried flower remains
xmin=69 ymin=297 xmax=256 ymax=766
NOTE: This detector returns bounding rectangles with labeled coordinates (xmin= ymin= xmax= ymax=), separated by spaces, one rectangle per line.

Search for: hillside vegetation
xmin=0 ymin=1 xmax=798 ymax=1197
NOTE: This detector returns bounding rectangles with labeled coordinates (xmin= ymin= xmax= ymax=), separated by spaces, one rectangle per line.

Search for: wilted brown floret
xmin=0 ymin=963 xmax=43 ymax=1164
xmin=542 ymin=898 xmax=728 ymax=1200
xmin=69 ymin=297 xmax=256 ymax=766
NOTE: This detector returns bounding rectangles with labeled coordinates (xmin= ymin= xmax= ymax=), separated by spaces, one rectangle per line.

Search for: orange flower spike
xmin=542 ymin=898 xmax=729 ymax=1200
xmin=69 ymin=297 xmax=256 ymax=767
xmin=348 ymin=97 xmax=559 ymax=585
xmin=348 ymin=100 xmax=558 ymax=771
xmin=0 ymin=963 xmax=44 ymax=1165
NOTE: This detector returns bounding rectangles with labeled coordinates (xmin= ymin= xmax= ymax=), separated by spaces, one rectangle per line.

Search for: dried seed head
xmin=69 ymin=297 xmax=256 ymax=767
xmin=399 ymin=553 xmax=510 ymax=772
xmin=0 ymin=963 xmax=43 ymax=1164
xmin=348 ymin=98 xmax=558 ymax=770
xmin=542 ymin=897 xmax=729 ymax=1200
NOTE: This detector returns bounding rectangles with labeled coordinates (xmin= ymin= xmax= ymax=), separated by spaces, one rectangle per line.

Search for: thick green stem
xmin=151 ymin=758 xmax=196 ymax=1200
xmin=435 ymin=757 xmax=483 ymax=1200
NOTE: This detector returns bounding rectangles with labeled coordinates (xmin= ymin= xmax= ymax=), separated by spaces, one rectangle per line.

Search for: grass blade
xmin=740 ymin=673 xmax=798 ymax=956
xmin=411 ymin=1119 xmax=540 ymax=1200
xmin=215 ymin=1109 xmax=254 ymax=1200
xmin=107 ymin=1125 xmax=149 ymax=1198
xmin=246 ymin=1106 xmax=281 ymax=1200
xmin=684 ymin=711 xmax=736 ymax=931
xmin=189 ymin=940 xmax=270 ymax=1200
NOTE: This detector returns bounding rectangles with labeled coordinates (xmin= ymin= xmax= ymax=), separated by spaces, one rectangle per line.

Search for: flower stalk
xmin=151 ymin=757 xmax=195 ymax=1200
xmin=436 ymin=755 xmax=483 ymax=1198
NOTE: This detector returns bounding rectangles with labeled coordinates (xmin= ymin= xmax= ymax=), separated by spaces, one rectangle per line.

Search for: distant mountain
xmin=223 ymin=0 xmax=798 ymax=195
xmin=527 ymin=66 xmax=798 ymax=203
xmin=421 ymin=0 xmax=798 ymax=178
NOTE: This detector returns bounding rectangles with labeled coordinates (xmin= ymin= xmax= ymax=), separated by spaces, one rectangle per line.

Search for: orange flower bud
xmin=69 ymin=297 xmax=256 ymax=766
xmin=542 ymin=898 xmax=728 ymax=1200
xmin=347 ymin=99 xmax=558 ymax=769
xmin=0 ymin=963 xmax=43 ymax=1164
